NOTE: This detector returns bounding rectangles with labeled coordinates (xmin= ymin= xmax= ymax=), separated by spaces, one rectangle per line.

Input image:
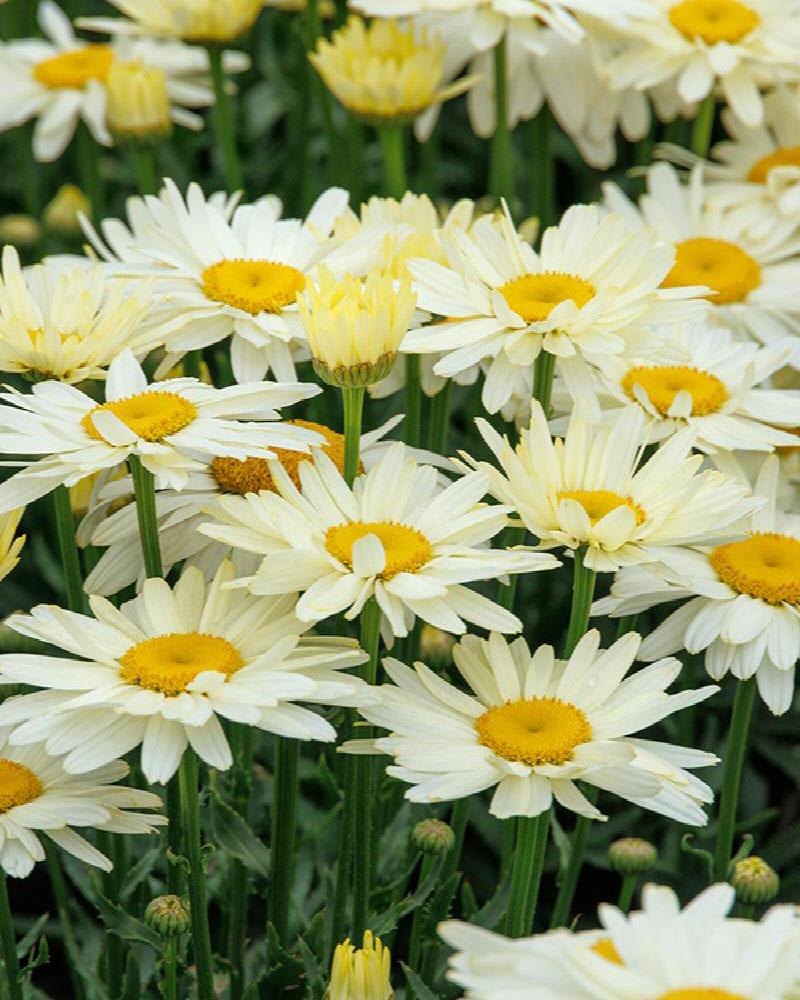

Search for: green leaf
xmin=16 ymin=914 xmax=49 ymax=961
xmin=119 ymin=847 xmax=160 ymax=906
xmin=121 ymin=951 xmax=141 ymax=1000
xmin=209 ymin=791 xmax=271 ymax=879
xmin=400 ymin=963 xmax=441 ymax=1000
xmin=93 ymin=895 xmax=161 ymax=951
xmin=371 ymin=864 xmax=441 ymax=937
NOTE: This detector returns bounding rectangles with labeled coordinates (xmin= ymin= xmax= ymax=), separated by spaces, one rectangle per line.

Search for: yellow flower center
xmin=476 ymin=697 xmax=592 ymax=767
xmin=747 ymin=145 xmax=800 ymax=183
xmin=662 ymin=237 xmax=761 ymax=305
xmin=119 ymin=633 xmax=244 ymax=696
xmin=592 ymin=938 xmax=624 ymax=965
xmin=558 ymin=489 xmax=646 ymax=526
xmin=33 ymin=45 xmax=114 ymax=89
xmin=621 ymin=365 xmax=728 ymax=417
xmin=201 ymin=259 xmax=306 ymax=316
xmin=710 ymin=533 xmax=800 ymax=605
xmin=0 ymin=759 xmax=44 ymax=812
xmin=668 ymin=0 xmax=760 ymax=44
xmin=499 ymin=272 xmax=596 ymax=323
xmin=324 ymin=521 xmax=433 ymax=579
xmin=81 ymin=392 xmax=197 ymax=443
xmin=657 ymin=992 xmax=748 ymax=1000
xmin=211 ymin=420 xmax=354 ymax=494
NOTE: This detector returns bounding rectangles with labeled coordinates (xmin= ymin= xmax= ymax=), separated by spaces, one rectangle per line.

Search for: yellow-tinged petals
xmin=299 ymin=266 xmax=416 ymax=386
xmin=0 ymin=509 xmax=25 ymax=584
xmin=327 ymin=931 xmax=393 ymax=1000
xmin=310 ymin=16 xmax=474 ymax=123
xmin=101 ymin=0 xmax=263 ymax=42
xmin=106 ymin=61 xmax=173 ymax=140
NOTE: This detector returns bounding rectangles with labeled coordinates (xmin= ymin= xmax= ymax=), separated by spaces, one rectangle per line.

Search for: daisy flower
xmin=344 ymin=629 xmax=718 ymax=823
xmin=78 ymin=0 xmax=264 ymax=43
xmin=441 ymin=882 xmax=800 ymax=999
xmin=0 ymin=348 xmax=322 ymax=509
xmin=0 ymin=247 xmax=162 ymax=384
xmin=603 ymin=163 xmax=800 ymax=362
xmin=594 ymin=455 xmax=800 ymax=714
xmin=660 ymin=89 xmax=800 ymax=242
xmin=113 ymin=179 xmax=387 ymax=383
xmin=593 ymin=320 xmax=800 ymax=453
xmin=0 ymin=562 xmax=371 ymax=784
xmin=462 ymin=400 xmax=757 ymax=572
xmin=0 ymin=1 xmax=247 ymax=161
xmin=199 ymin=442 xmax=560 ymax=643
xmin=0 ymin=731 xmax=165 ymax=878
xmin=79 ymin=416 xmax=405 ymax=597
xmin=402 ymin=204 xmax=706 ymax=414
xmin=602 ymin=0 xmax=800 ymax=127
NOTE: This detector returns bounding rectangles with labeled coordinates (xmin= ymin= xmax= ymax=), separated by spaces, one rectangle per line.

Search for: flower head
xmin=300 ymin=266 xmax=416 ymax=387
xmin=80 ymin=0 xmax=263 ymax=42
xmin=0 ymin=562 xmax=371 ymax=784
xmin=327 ymin=931 xmax=393 ymax=1000
xmin=346 ymin=629 xmax=718 ymax=823
xmin=310 ymin=16 xmax=475 ymax=124
xmin=0 ymin=732 xmax=164 ymax=878
xmin=105 ymin=59 xmax=173 ymax=140
xmin=200 ymin=442 xmax=559 ymax=642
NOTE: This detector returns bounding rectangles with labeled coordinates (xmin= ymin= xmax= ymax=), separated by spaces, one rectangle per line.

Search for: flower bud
xmin=731 ymin=856 xmax=779 ymax=905
xmin=145 ymin=895 xmax=190 ymax=936
xmin=43 ymin=184 xmax=91 ymax=234
xmin=106 ymin=61 xmax=173 ymax=142
xmin=419 ymin=625 xmax=456 ymax=667
xmin=608 ymin=837 xmax=658 ymax=876
xmin=412 ymin=818 xmax=455 ymax=856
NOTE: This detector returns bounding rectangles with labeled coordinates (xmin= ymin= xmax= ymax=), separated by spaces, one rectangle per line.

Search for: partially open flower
xmin=81 ymin=0 xmax=263 ymax=43
xmin=310 ymin=16 xmax=475 ymax=125
xmin=299 ymin=267 xmax=416 ymax=388
xmin=327 ymin=931 xmax=393 ymax=1000
xmin=106 ymin=60 xmax=173 ymax=141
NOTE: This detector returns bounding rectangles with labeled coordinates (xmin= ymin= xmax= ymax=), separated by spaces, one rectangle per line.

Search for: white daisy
xmin=0 ymin=348 xmax=321 ymax=508
xmin=111 ymin=179 xmax=387 ymax=383
xmin=660 ymin=88 xmax=800 ymax=242
xmin=594 ymin=455 xmax=800 ymax=714
xmin=199 ymin=441 xmax=559 ymax=643
xmin=602 ymin=0 xmax=800 ymax=127
xmin=0 ymin=730 xmax=165 ymax=879
xmin=0 ymin=562 xmax=371 ymax=784
xmin=462 ymin=400 xmax=758 ymax=572
xmin=402 ymin=203 xmax=706 ymax=414
xmin=344 ymin=629 xmax=718 ymax=824
xmin=592 ymin=320 xmax=800 ymax=453
xmin=0 ymin=1 xmax=247 ymax=161
xmin=79 ymin=416 xmax=406 ymax=597
xmin=603 ymin=163 xmax=800 ymax=364
xmin=441 ymin=882 xmax=800 ymax=999
xmin=0 ymin=247 xmax=163 ymax=384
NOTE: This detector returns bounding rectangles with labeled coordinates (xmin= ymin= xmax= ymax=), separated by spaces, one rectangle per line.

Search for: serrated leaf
xmin=16 ymin=913 xmax=48 ymax=961
xmin=209 ymin=791 xmax=271 ymax=879
xmin=401 ymin=963 xmax=441 ymax=1000
xmin=371 ymin=865 xmax=441 ymax=937
xmin=93 ymin=895 xmax=161 ymax=951
xmin=120 ymin=847 xmax=160 ymax=906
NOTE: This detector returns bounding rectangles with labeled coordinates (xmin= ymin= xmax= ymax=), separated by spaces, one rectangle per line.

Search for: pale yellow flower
xmin=0 ymin=510 xmax=25 ymax=583
xmin=105 ymin=60 xmax=173 ymax=140
xmin=299 ymin=266 xmax=416 ymax=387
xmin=43 ymin=185 xmax=91 ymax=234
xmin=84 ymin=0 xmax=263 ymax=42
xmin=310 ymin=16 xmax=475 ymax=123
xmin=326 ymin=931 xmax=393 ymax=1000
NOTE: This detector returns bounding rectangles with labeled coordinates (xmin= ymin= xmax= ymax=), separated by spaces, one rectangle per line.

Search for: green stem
xmin=52 ymin=484 xmax=85 ymax=613
xmin=166 ymin=776 xmax=183 ymax=895
xmin=548 ymin=790 xmax=598 ymax=929
xmin=352 ymin=598 xmax=381 ymax=942
xmin=495 ymin=526 xmax=525 ymax=612
xmin=130 ymin=143 xmax=158 ymax=196
xmin=0 ymin=872 xmax=20 ymax=1000
xmin=563 ymin=548 xmax=596 ymax=657
xmin=532 ymin=352 xmax=556 ymax=416
xmin=342 ymin=387 xmax=365 ymax=487
xmin=529 ymin=106 xmax=554 ymax=230
xmin=207 ymin=46 xmax=244 ymax=193
xmin=269 ymin=739 xmax=300 ymax=945
xmin=428 ymin=382 xmax=452 ymax=454
xmin=615 ymin=614 xmax=639 ymax=639
xmin=617 ymin=874 xmax=638 ymax=914
xmin=502 ymin=811 xmax=549 ymax=937
xmin=182 ymin=350 xmax=202 ymax=380
xmin=378 ymin=123 xmax=407 ymax=199
xmin=178 ymin=750 xmax=215 ymax=1000
xmin=405 ymin=355 xmax=421 ymax=449
xmin=691 ymin=93 xmax=716 ymax=159
xmin=44 ymin=845 xmax=84 ymax=1000
xmin=162 ymin=937 xmax=177 ymax=1000
xmin=129 ymin=455 xmax=163 ymax=578
xmin=227 ymin=726 xmax=253 ymax=1000
xmin=712 ymin=678 xmax=757 ymax=882
xmin=489 ymin=35 xmax=513 ymax=204
xmin=76 ymin=122 xmax=103 ymax=224
xmin=407 ymin=854 xmax=435 ymax=975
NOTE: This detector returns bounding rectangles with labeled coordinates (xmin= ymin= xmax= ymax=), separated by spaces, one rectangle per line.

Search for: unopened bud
xmin=731 ymin=856 xmax=779 ymax=905
xmin=419 ymin=625 xmax=455 ymax=667
xmin=43 ymin=184 xmax=90 ymax=234
xmin=145 ymin=895 xmax=190 ymax=936
xmin=608 ymin=837 xmax=657 ymax=876
xmin=412 ymin=818 xmax=455 ymax=856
